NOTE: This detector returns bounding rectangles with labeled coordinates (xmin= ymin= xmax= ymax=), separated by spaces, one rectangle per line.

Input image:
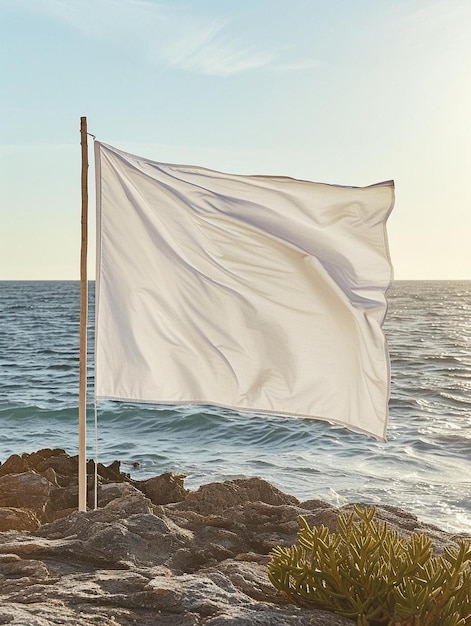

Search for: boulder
xmin=132 ymin=471 xmax=188 ymax=505
xmin=0 ymin=507 xmax=41 ymax=532
xmin=0 ymin=471 xmax=58 ymax=522
xmin=173 ymin=477 xmax=298 ymax=516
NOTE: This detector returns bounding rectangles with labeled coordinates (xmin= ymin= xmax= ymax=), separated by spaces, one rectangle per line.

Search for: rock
xmin=96 ymin=481 xmax=143 ymax=508
xmin=0 ymin=602 xmax=127 ymax=626
xmin=0 ymin=471 xmax=57 ymax=522
xmin=89 ymin=459 xmax=128 ymax=483
xmin=0 ymin=449 xmax=469 ymax=626
xmin=36 ymin=490 xmax=155 ymax=540
xmin=205 ymin=559 xmax=280 ymax=604
xmin=0 ymin=547 xmax=352 ymax=625
xmin=0 ymin=507 xmax=41 ymax=532
xmin=0 ymin=551 xmax=50 ymax=582
xmin=28 ymin=448 xmax=75 ymax=475
xmin=133 ymin=472 xmax=188 ymax=505
xmin=0 ymin=450 xmax=143 ymax=527
xmin=0 ymin=453 xmax=28 ymax=476
xmin=173 ymin=477 xmax=298 ymax=516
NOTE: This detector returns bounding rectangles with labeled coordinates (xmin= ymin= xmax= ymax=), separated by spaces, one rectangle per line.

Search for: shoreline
xmin=1 ymin=448 xmax=470 ymax=625
xmin=1 ymin=448 xmax=470 ymax=537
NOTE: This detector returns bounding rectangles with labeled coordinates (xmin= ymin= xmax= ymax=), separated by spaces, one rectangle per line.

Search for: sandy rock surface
xmin=0 ymin=449 xmax=468 ymax=625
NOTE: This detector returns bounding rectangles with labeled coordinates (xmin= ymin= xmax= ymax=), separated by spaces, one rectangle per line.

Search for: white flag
xmin=94 ymin=142 xmax=394 ymax=440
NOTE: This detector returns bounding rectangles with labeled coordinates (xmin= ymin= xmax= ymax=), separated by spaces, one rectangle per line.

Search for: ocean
xmin=0 ymin=280 xmax=470 ymax=533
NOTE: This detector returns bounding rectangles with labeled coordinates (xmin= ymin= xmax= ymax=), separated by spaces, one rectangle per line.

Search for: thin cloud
xmin=10 ymin=0 xmax=318 ymax=76
xmin=162 ymin=26 xmax=279 ymax=76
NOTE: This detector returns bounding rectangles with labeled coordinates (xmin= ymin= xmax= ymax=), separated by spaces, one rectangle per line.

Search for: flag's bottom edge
xmin=94 ymin=394 xmax=388 ymax=442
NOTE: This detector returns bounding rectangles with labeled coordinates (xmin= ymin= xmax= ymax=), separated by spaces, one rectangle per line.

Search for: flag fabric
xmin=94 ymin=141 xmax=394 ymax=440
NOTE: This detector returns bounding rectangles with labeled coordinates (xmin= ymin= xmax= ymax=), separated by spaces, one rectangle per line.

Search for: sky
xmin=1 ymin=0 xmax=470 ymax=280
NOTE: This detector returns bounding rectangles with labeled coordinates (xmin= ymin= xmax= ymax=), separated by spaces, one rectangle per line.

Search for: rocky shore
xmin=0 ymin=449 xmax=469 ymax=625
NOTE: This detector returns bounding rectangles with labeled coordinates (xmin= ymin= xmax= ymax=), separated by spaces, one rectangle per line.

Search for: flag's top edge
xmin=95 ymin=141 xmax=394 ymax=192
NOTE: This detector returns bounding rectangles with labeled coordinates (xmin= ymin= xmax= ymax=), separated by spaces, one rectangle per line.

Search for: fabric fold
xmin=95 ymin=141 xmax=394 ymax=440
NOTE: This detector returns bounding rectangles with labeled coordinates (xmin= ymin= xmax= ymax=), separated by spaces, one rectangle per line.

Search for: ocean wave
xmin=0 ymin=280 xmax=470 ymax=534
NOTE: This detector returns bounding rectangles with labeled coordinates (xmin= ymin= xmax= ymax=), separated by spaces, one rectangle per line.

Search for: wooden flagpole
xmin=79 ymin=116 xmax=88 ymax=511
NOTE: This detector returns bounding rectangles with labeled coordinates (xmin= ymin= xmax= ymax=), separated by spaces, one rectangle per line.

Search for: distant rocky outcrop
xmin=0 ymin=448 xmax=469 ymax=625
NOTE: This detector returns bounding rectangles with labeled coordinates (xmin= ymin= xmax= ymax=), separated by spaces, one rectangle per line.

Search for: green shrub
xmin=267 ymin=505 xmax=471 ymax=625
